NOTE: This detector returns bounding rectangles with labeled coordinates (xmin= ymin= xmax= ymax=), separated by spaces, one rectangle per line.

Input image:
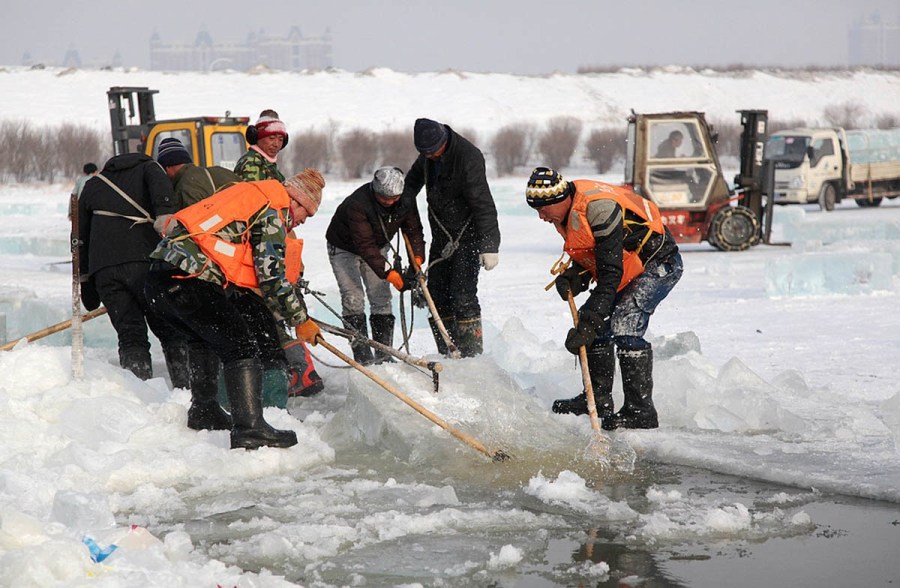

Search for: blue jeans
xmin=596 ymin=252 xmax=684 ymax=351
xmin=327 ymin=244 xmax=393 ymax=316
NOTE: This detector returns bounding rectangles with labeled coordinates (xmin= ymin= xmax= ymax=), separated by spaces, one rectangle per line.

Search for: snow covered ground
xmin=0 ymin=67 xmax=899 ymax=586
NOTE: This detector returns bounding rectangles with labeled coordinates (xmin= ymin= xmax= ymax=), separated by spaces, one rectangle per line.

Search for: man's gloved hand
xmin=479 ymin=252 xmax=499 ymax=271
xmin=295 ymin=319 xmax=321 ymax=345
xmin=564 ymin=310 xmax=603 ymax=355
xmin=554 ymin=262 xmax=592 ymax=301
xmin=386 ymin=270 xmax=405 ymax=292
xmin=153 ymin=214 xmax=175 ymax=237
xmin=401 ymin=265 xmax=418 ymax=290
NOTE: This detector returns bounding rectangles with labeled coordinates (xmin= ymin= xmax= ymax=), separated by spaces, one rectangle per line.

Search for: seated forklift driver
xmin=145 ymin=171 xmax=324 ymax=450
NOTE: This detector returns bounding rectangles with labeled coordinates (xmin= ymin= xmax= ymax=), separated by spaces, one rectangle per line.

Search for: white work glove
xmin=153 ymin=214 xmax=175 ymax=237
xmin=479 ymin=252 xmax=499 ymax=271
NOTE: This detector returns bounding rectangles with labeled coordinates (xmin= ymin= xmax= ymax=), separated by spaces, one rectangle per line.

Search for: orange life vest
xmin=173 ymin=180 xmax=304 ymax=288
xmin=556 ymin=180 xmax=665 ymax=292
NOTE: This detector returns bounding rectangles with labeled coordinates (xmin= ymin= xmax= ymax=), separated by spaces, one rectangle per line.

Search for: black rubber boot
xmin=162 ymin=339 xmax=191 ymax=389
xmin=225 ymin=358 xmax=298 ymax=450
xmin=120 ymin=348 xmax=152 ymax=380
xmin=370 ymin=314 xmax=396 ymax=364
xmin=187 ymin=346 xmax=231 ymax=431
xmin=611 ymin=348 xmax=658 ymax=429
xmin=344 ymin=314 xmax=374 ymax=365
xmin=552 ymin=343 xmax=616 ymax=429
xmin=456 ymin=316 xmax=483 ymax=357
xmin=428 ymin=316 xmax=456 ymax=357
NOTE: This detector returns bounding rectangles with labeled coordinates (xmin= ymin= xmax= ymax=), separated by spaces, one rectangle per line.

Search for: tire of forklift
xmin=709 ymin=206 xmax=760 ymax=252
xmin=818 ymin=184 xmax=837 ymax=211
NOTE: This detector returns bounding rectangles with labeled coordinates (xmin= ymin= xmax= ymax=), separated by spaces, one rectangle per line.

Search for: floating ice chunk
xmin=782 ymin=218 xmax=895 ymax=244
xmin=50 ymin=490 xmax=115 ymax=531
xmin=765 ymin=252 xmax=892 ymax=296
xmin=487 ymin=544 xmax=522 ymax=569
xmin=650 ymin=331 xmax=702 ymax=359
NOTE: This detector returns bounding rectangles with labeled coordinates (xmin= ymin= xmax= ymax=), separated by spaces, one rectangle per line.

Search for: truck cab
xmin=108 ymin=86 xmax=249 ymax=170
xmin=767 ymin=128 xmax=845 ymax=209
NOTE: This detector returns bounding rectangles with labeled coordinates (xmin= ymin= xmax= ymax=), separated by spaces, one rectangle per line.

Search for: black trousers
xmin=92 ymin=261 xmax=185 ymax=361
xmin=426 ymin=239 xmax=482 ymax=321
xmin=144 ymin=265 xmax=286 ymax=367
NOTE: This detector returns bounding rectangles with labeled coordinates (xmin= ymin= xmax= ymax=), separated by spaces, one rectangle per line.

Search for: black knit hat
xmin=156 ymin=138 xmax=192 ymax=168
xmin=526 ymin=167 xmax=572 ymax=207
xmin=413 ymin=118 xmax=448 ymax=154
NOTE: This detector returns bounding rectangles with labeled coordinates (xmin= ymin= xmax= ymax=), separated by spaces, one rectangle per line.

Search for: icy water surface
xmin=135 ymin=445 xmax=900 ymax=587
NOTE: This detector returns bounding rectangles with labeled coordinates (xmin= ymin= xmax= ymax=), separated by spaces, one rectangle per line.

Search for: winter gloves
xmin=554 ymin=262 xmax=592 ymax=300
xmin=479 ymin=252 xmax=499 ymax=271
xmin=386 ymin=270 xmax=405 ymax=291
xmin=295 ymin=319 xmax=321 ymax=344
xmin=564 ymin=309 xmax=604 ymax=355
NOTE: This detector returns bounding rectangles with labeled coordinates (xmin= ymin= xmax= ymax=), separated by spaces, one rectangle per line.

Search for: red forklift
xmin=625 ymin=109 xmax=774 ymax=251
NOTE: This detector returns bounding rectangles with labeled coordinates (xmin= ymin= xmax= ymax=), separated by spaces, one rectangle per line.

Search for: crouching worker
xmin=325 ymin=166 xmax=426 ymax=364
xmin=525 ymin=167 xmax=683 ymax=430
xmin=145 ymin=171 xmax=325 ymax=449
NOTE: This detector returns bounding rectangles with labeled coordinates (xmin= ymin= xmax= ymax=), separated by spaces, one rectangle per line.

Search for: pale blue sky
xmin=4 ymin=0 xmax=899 ymax=72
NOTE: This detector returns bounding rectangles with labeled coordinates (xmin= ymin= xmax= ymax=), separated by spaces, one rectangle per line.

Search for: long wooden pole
xmin=316 ymin=335 xmax=509 ymax=462
xmin=316 ymin=319 xmax=443 ymax=373
xmin=0 ymin=307 xmax=108 ymax=352
xmin=567 ymin=292 xmax=605 ymax=436
xmin=70 ymin=192 xmax=84 ymax=379
xmin=402 ymin=233 xmax=461 ymax=359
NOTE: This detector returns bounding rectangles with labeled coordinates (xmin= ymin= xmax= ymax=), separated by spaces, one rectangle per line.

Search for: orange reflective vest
xmin=173 ymin=179 xmax=304 ymax=289
xmin=557 ymin=180 xmax=665 ymax=292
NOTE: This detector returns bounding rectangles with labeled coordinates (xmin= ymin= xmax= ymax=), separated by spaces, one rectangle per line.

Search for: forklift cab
xmin=108 ymin=86 xmax=248 ymax=170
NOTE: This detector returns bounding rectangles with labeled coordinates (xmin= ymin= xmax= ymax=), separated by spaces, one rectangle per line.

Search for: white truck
xmin=766 ymin=127 xmax=900 ymax=210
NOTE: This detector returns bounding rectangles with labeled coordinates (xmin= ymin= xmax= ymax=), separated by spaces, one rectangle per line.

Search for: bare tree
xmin=537 ymin=116 xmax=583 ymax=169
xmin=823 ymin=101 xmax=867 ymax=129
xmin=491 ymin=123 xmax=532 ymax=176
xmin=584 ymin=127 xmax=626 ymax=173
xmin=377 ymin=129 xmax=417 ymax=169
xmin=875 ymin=113 xmax=900 ymax=129
xmin=338 ymin=128 xmax=379 ymax=179
xmin=56 ymin=123 xmax=105 ymax=179
xmin=289 ymin=128 xmax=332 ymax=172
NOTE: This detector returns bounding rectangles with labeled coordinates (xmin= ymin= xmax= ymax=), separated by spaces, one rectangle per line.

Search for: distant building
xmin=149 ymin=27 xmax=333 ymax=72
xmin=849 ymin=15 xmax=900 ymax=67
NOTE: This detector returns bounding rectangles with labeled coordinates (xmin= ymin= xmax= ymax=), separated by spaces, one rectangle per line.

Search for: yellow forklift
xmin=107 ymin=86 xmax=249 ymax=170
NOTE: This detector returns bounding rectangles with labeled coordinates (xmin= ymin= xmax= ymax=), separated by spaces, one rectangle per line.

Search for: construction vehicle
xmin=107 ymin=86 xmax=249 ymax=170
xmin=625 ymin=109 xmax=772 ymax=251
xmin=766 ymin=127 xmax=900 ymax=211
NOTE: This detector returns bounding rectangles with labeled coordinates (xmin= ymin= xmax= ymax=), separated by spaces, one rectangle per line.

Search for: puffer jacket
xmin=325 ymin=182 xmax=426 ymax=278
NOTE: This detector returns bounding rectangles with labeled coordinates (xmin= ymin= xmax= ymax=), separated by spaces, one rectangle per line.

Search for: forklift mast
xmin=734 ymin=110 xmax=768 ymax=214
xmin=108 ymin=87 xmax=159 ymax=156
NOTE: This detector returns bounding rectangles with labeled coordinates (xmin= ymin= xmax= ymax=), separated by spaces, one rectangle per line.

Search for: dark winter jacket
xmin=325 ymin=182 xmax=426 ymax=279
xmin=78 ymin=153 xmax=176 ymax=276
xmin=403 ymin=126 xmax=500 ymax=255
xmin=171 ymin=163 xmax=241 ymax=208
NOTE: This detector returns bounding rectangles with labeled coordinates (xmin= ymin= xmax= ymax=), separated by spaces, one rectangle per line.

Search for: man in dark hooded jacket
xmin=77 ymin=153 xmax=188 ymax=386
xmin=402 ymin=118 xmax=501 ymax=357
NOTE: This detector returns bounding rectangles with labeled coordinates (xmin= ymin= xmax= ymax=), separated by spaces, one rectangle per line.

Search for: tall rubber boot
xmin=120 ymin=348 xmax=152 ymax=380
xmin=552 ymin=343 xmax=616 ymax=430
xmin=456 ymin=316 xmax=483 ymax=357
xmin=285 ymin=340 xmax=324 ymax=398
xmin=344 ymin=314 xmax=374 ymax=365
xmin=429 ymin=316 xmax=457 ymax=356
xmin=187 ymin=346 xmax=231 ymax=431
xmin=370 ymin=314 xmax=396 ymax=364
xmin=611 ymin=348 xmax=658 ymax=429
xmin=162 ymin=339 xmax=190 ymax=389
xmin=224 ymin=358 xmax=298 ymax=450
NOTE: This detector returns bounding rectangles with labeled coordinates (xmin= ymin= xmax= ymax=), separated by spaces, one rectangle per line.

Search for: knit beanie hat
xmin=255 ymin=115 xmax=288 ymax=142
xmin=413 ymin=118 xmax=448 ymax=154
xmin=526 ymin=167 xmax=573 ymax=208
xmin=372 ymin=166 xmax=405 ymax=197
xmin=156 ymin=138 xmax=192 ymax=168
xmin=284 ymin=168 xmax=325 ymax=216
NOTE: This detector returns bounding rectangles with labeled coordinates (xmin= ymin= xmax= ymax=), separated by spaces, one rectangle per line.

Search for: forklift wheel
xmin=709 ymin=206 xmax=760 ymax=252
